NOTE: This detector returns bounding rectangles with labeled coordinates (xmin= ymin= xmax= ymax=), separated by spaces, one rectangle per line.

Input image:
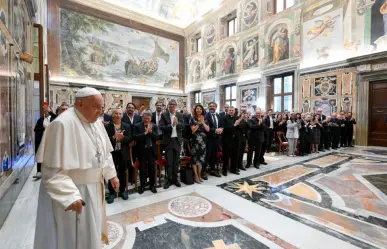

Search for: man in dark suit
xmin=222 ymin=107 xmax=241 ymax=175
xmin=328 ymin=113 xmax=341 ymax=149
xmin=183 ymin=107 xmax=193 ymax=140
xmin=159 ymin=99 xmax=185 ymax=189
xmin=151 ymin=101 xmax=164 ymax=139
xmin=122 ymin=102 xmax=142 ymax=183
xmin=105 ymin=108 xmax=131 ymax=204
xmin=205 ymin=102 xmax=223 ymax=178
xmin=219 ymin=104 xmax=229 ymax=119
xmin=122 ymin=102 xmax=142 ymax=128
xmin=134 ymin=111 xmax=158 ymax=194
xmin=264 ymin=109 xmax=275 ymax=152
xmin=316 ymin=108 xmax=327 ymax=151
xmin=33 ymin=104 xmax=57 ymax=179
xmin=344 ymin=112 xmax=356 ymax=147
xmin=247 ymin=109 xmax=265 ymax=169
xmin=236 ymin=111 xmax=249 ymax=171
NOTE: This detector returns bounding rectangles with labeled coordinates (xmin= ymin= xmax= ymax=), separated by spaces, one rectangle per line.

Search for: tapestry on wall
xmin=60 ymin=8 xmax=180 ymax=89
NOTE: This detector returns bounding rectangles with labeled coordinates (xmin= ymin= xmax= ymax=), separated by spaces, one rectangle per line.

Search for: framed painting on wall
xmin=202 ymin=91 xmax=215 ymax=109
xmin=59 ymin=8 xmax=181 ymax=89
xmin=240 ymin=87 xmax=258 ymax=114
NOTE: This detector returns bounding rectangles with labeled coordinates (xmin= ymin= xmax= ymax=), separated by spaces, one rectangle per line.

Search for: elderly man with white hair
xmin=34 ymin=87 xmax=119 ymax=249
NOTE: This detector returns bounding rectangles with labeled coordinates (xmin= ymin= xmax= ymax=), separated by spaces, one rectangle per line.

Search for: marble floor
xmin=0 ymin=146 xmax=386 ymax=249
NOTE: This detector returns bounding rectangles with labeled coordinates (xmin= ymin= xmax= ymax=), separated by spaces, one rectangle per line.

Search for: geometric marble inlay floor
xmin=1 ymin=147 xmax=387 ymax=249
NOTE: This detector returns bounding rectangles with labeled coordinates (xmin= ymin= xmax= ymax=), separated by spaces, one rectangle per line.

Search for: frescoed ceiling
xmin=101 ymin=0 xmax=224 ymax=28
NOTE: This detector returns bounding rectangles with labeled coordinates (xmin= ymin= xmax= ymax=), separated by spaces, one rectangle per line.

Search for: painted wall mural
xmin=371 ymin=0 xmax=387 ymax=50
xmin=192 ymin=59 xmax=201 ymax=83
xmin=60 ymin=8 xmax=180 ymax=89
xmin=205 ymin=54 xmax=216 ymax=80
xmin=221 ymin=45 xmax=236 ymax=75
xmin=268 ymin=25 xmax=289 ymax=65
xmin=12 ymin=0 xmax=27 ymax=51
xmin=241 ymin=0 xmax=259 ymax=30
xmin=242 ymin=36 xmax=259 ymax=70
xmin=302 ymin=2 xmax=343 ymax=66
xmin=204 ymin=24 xmax=216 ymax=47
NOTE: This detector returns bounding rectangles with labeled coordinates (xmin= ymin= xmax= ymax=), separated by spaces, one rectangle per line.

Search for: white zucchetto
xmin=75 ymin=87 xmax=101 ymax=98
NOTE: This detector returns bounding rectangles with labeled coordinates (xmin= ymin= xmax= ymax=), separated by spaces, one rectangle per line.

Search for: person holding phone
xmin=105 ymin=108 xmax=131 ymax=203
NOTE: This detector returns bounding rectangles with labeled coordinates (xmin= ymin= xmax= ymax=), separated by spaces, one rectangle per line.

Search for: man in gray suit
xmin=159 ymin=99 xmax=185 ymax=189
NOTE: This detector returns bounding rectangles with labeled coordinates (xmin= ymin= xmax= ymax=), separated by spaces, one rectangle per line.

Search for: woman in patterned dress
xmin=190 ymin=104 xmax=210 ymax=183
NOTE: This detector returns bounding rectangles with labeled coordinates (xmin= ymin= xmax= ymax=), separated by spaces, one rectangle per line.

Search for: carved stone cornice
xmin=347 ymin=51 xmax=387 ymax=65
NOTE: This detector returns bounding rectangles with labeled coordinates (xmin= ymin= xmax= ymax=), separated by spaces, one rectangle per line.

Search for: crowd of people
xmin=34 ymin=98 xmax=356 ymax=203
xmin=31 ymin=87 xmax=358 ymax=249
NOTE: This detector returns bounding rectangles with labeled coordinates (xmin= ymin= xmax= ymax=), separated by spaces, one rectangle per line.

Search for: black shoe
xmin=349 ymin=145 xmax=354 ymax=147
xmin=239 ymin=167 xmax=246 ymax=171
xmin=139 ymin=187 xmax=145 ymax=194
xmin=261 ymin=162 xmax=268 ymax=165
xmin=121 ymin=192 xmax=129 ymax=200
xmin=174 ymin=181 xmax=181 ymax=187
xmin=211 ymin=171 xmax=221 ymax=177
xmin=245 ymin=164 xmax=251 ymax=168
xmin=106 ymin=195 xmax=115 ymax=204
xmin=201 ymin=174 xmax=208 ymax=180
xmin=164 ymin=181 xmax=171 ymax=189
xmin=222 ymin=172 xmax=228 ymax=176
xmin=254 ymin=165 xmax=260 ymax=169
xmin=150 ymin=186 xmax=157 ymax=193
xmin=231 ymin=172 xmax=240 ymax=175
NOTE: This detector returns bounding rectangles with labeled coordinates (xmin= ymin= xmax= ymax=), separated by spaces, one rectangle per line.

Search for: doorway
xmin=132 ymin=96 xmax=151 ymax=110
xmin=368 ymin=81 xmax=387 ymax=147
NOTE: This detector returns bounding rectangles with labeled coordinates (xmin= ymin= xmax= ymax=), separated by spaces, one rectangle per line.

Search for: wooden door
xmin=132 ymin=97 xmax=150 ymax=110
xmin=369 ymin=82 xmax=387 ymax=147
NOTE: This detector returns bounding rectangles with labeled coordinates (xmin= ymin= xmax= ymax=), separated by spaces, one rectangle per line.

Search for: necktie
xmin=212 ymin=114 xmax=217 ymax=128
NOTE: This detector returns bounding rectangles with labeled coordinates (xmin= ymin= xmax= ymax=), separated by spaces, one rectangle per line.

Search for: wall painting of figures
xmin=0 ymin=28 xmax=11 ymax=179
xmin=242 ymin=36 xmax=259 ymax=70
xmin=302 ymin=1 xmax=343 ymax=67
xmin=205 ymin=54 xmax=216 ymax=80
xmin=221 ymin=46 xmax=236 ymax=76
xmin=268 ymin=24 xmax=289 ymax=65
xmin=371 ymin=0 xmax=387 ymax=48
xmin=60 ymin=8 xmax=180 ymax=89
xmin=240 ymin=87 xmax=257 ymax=114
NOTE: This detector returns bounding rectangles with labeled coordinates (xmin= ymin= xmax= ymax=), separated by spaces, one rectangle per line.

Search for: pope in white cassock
xmin=34 ymin=87 xmax=120 ymax=249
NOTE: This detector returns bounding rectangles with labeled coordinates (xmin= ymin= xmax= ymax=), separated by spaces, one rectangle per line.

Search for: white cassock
xmin=34 ymin=107 xmax=117 ymax=249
